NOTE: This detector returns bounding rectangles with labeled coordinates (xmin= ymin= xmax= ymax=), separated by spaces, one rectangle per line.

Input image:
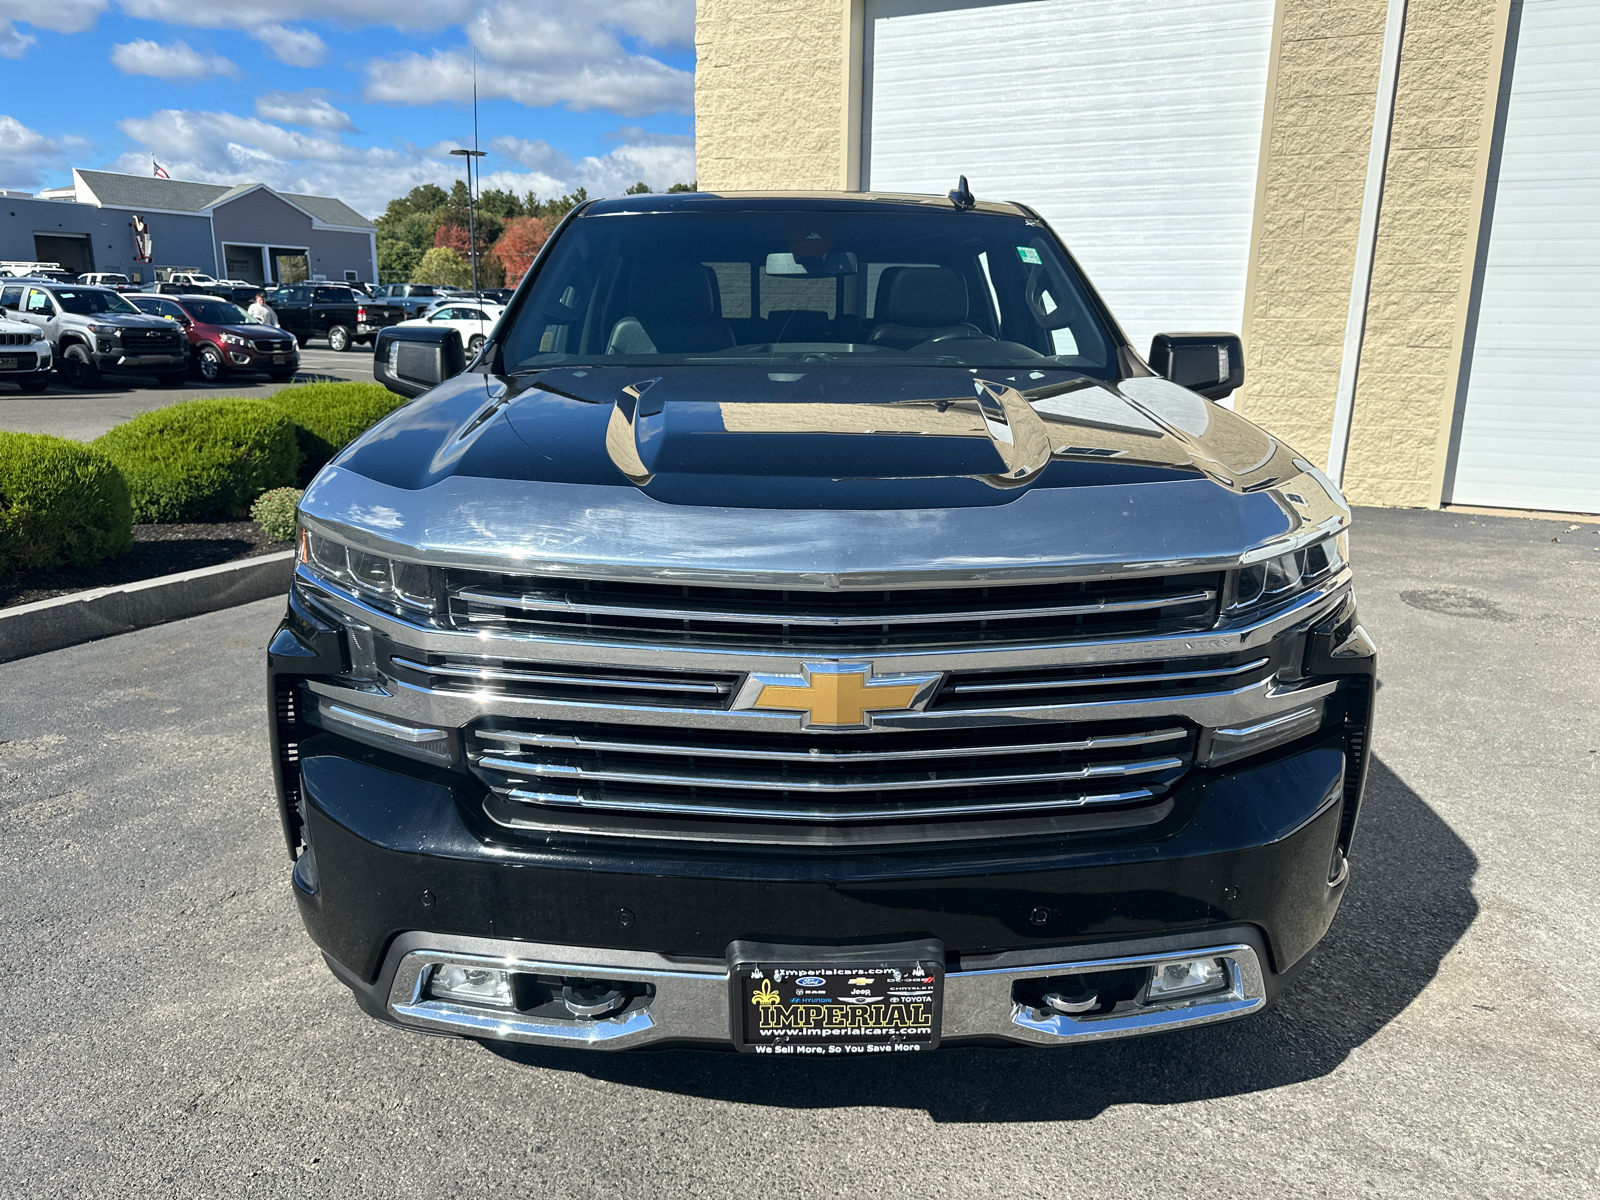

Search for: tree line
xmin=376 ymin=179 xmax=696 ymax=287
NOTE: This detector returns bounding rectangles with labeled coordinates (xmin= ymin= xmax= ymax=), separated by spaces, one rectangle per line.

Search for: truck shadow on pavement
xmin=483 ymin=755 xmax=1478 ymax=1122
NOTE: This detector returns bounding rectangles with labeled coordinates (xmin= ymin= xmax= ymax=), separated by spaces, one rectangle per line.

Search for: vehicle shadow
xmin=481 ymin=756 xmax=1477 ymax=1122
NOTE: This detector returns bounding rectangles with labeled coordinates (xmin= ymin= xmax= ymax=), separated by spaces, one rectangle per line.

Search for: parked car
xmin=78 ymin=272 xmax=139 ymax=292
xmin=0 ymin=279 xmax=187 ymax=388
xmin=370 ymin=284 xmax=446 ymax=318
xmin=265 ymin=283 xmax=366 ymax=350
xmin=271 ymin=189 xmax=1377 ymax=1055
xmin=395 ymin=300 xmax=506 ymax=354
xmin=0 ymin=309 xmax=52 ymax=392
xmin=161 ymin=271 xmax=226 ymax=293
xmin=128 ymin=293 xmax=299 ymax=383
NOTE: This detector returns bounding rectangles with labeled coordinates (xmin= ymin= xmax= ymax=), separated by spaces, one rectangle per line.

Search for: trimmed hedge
xmin=250 ymin=487 xmax=303 ymax=543
xmin=266 ymin=382 xmax=407 ymax=485
xmin=0 ymin=432 xmax=132 ymax=578
xmin=93 ymin=399 xmax=301 ymax=524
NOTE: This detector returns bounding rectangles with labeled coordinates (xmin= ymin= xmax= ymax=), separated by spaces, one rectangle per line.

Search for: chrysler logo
xmin=732 ymin=662 xmax=943 ymax=729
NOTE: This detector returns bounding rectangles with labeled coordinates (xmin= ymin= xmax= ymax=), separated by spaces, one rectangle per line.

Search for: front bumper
xmin=290 ymin=727 xmax=1353 ymax=1049
xmin=93 ymin=349 xmax=187 ymax=371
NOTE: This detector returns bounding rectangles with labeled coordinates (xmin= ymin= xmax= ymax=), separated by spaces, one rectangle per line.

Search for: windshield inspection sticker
xmin=1016 ymin=246 xmax=1043 ymax=265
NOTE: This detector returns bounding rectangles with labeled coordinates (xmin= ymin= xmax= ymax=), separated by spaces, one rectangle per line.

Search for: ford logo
xmin=796 ymin=975 xmax=825 ymax=987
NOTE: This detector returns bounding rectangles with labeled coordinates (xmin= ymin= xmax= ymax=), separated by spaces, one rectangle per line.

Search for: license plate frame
xmin=272 ymin=354 xmax=286 ymax=365
xmin=728 ymin=938 xmax=944 ymax=1055
xmin=0 ymin=357 xmax=16 ymax=370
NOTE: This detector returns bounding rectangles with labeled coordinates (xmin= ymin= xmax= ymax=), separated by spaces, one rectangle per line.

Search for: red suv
xmin=128 ymin=293 xmax=300 ymax=383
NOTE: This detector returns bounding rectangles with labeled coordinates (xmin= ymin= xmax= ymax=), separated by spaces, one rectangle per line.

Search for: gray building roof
xmin=73 ymin=170 xmax=372 ymax=228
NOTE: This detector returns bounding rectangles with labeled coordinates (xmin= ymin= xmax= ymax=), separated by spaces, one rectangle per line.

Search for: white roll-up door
xmin=1448 ymin=0 xmax=1600 ymax=514
xmin=862 ymin=0 xmax=1276 ymax=359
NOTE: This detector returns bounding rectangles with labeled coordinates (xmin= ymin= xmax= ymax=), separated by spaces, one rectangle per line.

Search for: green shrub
xmin=266 ymin=382 xmax=407 ymax=485
xmin=251 ymin=487 xmax=303 ymax=543
xmin=93 ymin=399 xmax=300 ymax=524
xmin=0 ymin=433 xmax=132 ymax=577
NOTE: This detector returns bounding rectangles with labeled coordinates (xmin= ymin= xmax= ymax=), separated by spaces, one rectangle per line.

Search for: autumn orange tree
xmin=489 ymin=217 xmax=551 ymax=286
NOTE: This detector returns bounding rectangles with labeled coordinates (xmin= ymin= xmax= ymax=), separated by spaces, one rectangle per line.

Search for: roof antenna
xmin=948 ymin=175 xmax=975 ymax=211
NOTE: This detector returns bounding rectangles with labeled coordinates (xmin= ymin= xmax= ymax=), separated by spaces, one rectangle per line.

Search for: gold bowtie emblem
xmin=735 ymin=663 xmax=942 ymax=729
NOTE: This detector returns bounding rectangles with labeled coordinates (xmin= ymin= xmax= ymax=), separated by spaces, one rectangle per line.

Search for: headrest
xmin=627 ymin=264 xmax=716 ymax=321
xmin=877 ymin=266 xmax=968 ymax=328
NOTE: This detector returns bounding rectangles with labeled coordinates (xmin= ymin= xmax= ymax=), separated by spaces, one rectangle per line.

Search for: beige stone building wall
xmin=1233 ymin=0 xmax=1390 ymax=470
xmin=696 ymin=0 xmax=855 ymax=191
xmin=1341 ymin=0 xmax=1510 ymax=507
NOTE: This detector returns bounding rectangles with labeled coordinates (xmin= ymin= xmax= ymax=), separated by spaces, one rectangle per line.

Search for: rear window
xmin=498 ymin=209 xmax=1117 ymax=375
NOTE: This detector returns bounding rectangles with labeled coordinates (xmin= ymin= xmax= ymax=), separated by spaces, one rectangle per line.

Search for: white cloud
xmin=0 ymin=22 xmax=35 ymax=57
xmin=254 ymin=25 xmax=327 ymax=67
xmin=0 ymin=0 xmax=107 ymax=35
xmin=116 ymin=0 xmax=472 ymax=31
xmin=108 ymin=106 xmax=695 ymax=217
xmin=489 ymin=133 xmax=695 ymax=196
xmin=254 ymin=90 xmax=355 ymax=132
xmin=111 ymin=39 xmax=239 ymax=80
xmin=363 ymin=0 xmax=693 ymax=116
xmin=0 ymin=115 xmax=88 ymax=190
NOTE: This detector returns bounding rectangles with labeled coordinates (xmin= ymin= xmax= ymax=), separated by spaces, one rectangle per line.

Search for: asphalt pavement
xmin=1 ymin=507 xmax=1596 ymax=1198
xmin=0 ymin=343 xmax=377 ymax=442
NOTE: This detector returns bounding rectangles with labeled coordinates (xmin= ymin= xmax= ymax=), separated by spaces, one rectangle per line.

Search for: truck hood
xmin=85 ymin=312 xmax=183 ymax=331
xmin=306 ymin=365 xmax=1349 ymax=583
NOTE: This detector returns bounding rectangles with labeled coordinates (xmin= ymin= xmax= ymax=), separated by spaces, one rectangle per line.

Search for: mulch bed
xmin=1 ymin=521 xmax=292 ymax=610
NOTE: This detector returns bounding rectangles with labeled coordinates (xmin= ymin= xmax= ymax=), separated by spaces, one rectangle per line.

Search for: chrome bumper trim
xmin=381 ymin=937 xmax=1266 ymax=1049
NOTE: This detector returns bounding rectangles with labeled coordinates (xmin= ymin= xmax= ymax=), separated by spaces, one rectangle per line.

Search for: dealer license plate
xmin=273 ymin=354 xmax=286 ymax=364
xmin=0 ymin=356 xmax=16 ymax=370
xmin=733 ymin=956 xmax=943 ymax=1055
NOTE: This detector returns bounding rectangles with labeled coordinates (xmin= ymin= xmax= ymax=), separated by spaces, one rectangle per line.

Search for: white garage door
xmin=1448 ymin=0 xmax=1600 ymax=514
xmin=862 ymin=0 xmax=1276 ymax=359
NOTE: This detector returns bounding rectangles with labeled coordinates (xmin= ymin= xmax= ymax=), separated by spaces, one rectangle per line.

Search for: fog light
xmin=1146 ymin=958 xmax=1227 ymax=1002
xmin=430 ymin=965 xmax=514 ymax=1008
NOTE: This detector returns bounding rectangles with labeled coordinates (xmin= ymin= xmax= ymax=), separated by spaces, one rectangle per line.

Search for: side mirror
xmin=1148 ymin=333 xmax=1244 ymax=401
xmin=375 ymin=324 xmax=466 ymax=398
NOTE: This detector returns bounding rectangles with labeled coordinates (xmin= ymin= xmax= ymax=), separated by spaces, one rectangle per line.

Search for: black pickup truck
xmin=267 ymin=284 xmax=373 ymax=351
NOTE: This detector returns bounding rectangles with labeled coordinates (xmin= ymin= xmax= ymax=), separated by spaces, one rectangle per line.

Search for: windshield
xmin=184 ymin=299 xmax=251 ymax=325
xmin=499 ymin=209 xmax=1118 ymax=374
xmin=55 ymin=289 xmax=140 ymax=315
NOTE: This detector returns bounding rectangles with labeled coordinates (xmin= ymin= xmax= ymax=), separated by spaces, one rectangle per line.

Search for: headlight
xmin=298 ymin=526 xmax=440 ymax=612
xmin=1228 ymin=533 xmax=1348 ymax=616
xmin=88 ymin=323 xmax=120 ymax=335
xmin=222 ymin=333 xmax=247 ymax=346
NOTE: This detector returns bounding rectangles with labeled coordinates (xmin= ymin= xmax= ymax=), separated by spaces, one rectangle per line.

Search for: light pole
xmin=449 ymin=147 xmax=487 ymax=294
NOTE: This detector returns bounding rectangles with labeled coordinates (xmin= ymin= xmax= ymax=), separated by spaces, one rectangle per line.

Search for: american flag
xmin=153 ymin=160 xmax=170 ymax=179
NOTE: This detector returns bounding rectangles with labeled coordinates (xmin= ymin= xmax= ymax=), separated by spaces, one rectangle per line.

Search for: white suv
xmin=0 ymin=309 xmax=52 ymax=393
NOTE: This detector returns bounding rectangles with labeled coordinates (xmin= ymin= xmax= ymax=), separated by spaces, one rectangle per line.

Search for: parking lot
xmin=0 ymin=343 xmax=377 ymax=441
xmin=1 ymin=507 xmax=1596 ymax=1197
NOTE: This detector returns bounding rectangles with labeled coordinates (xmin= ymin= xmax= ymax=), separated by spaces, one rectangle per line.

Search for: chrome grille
xmin=0 ymin=332 xmax=34 ymax=346
xmin=937 ymin=653 xmax=1277 ymax=709
xmin=381 ymin=646 xmax=739 ymax=709
xmin=446 ymin=571 xmax=1223 ymax=649
xmin=469 ymin=718 xmax=1194 ymax=834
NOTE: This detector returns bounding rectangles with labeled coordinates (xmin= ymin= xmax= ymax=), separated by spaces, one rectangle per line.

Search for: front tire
xmin=17 ymin=374 xmax=50 ymax=393
xmin=59 ymin=344 xmax=100 ymax=389
xmin=196 ymin=344 xmax=228 ymax=383
xmin=328 ymin=325 xmax=352 ymax=352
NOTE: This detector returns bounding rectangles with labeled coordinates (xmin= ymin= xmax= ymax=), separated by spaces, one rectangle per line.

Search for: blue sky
xmin=0 ymin=1 xmax=697 ymax=216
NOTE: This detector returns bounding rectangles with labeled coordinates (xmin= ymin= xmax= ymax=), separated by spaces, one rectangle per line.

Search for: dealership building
xmin=696 ymin=0 xmax=1597 ymax=515
xmin=0 ymin=169 xmax=376 ymax=289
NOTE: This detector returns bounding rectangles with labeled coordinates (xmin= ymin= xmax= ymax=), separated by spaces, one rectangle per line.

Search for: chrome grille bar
xmin=948 ymin=657 xmax=1271 ymax=695
xmin=455 ymin=586 xmax=1216 ymax=627
xmin=391 ymin=656 xmax=731 ymax=695
xmin=503 ymin=787 xmax=1157 ymax=822
xmin=474 ymin=753 xmax=1186 ymax=793
xmin=475 ymin=726 xmax=1187 ymax=763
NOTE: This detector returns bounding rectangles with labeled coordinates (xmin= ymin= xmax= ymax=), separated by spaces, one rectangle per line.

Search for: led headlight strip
xmin=298 ymin=527 xmax=441 ymax=613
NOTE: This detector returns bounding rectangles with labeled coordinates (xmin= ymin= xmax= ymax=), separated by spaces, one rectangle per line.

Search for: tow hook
xmin=1041 ymin=980 xmax=1099 ymax=1015
xmin=562 ymin=980 xmax=630 ymax=1018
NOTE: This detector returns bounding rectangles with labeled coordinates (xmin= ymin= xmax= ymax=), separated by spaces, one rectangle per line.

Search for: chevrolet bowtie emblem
xmin=733 ymin=662 xmax=943 ymax=729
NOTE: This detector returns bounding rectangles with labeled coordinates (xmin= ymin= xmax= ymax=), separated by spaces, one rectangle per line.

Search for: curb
xmin=0 ymin=549 xmax=296 ymax=664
